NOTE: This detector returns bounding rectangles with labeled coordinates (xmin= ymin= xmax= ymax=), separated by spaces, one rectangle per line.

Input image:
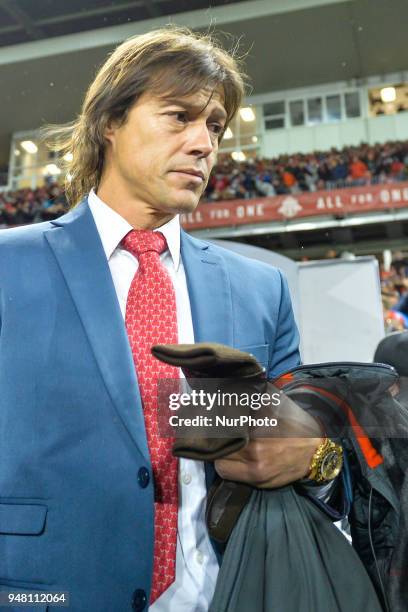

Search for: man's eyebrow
xmin=159 ymin=97 xmax=227 ymax=121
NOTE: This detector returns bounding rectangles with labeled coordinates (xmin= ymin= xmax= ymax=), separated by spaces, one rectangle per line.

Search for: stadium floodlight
xmin=231 ymin=151 xmax=246 ymax=161
xmin=239 ymin=107 xmax=255 ymax=122
xmin=223 ymin=127 xmax=233 ymax=139
xmin=63 ymin=152 xmax=73 ymax=162
xmin=21 ymin=140 xmax=38 ymax=154
xmin=380 ymin=87 xmax=396 ymax=103
xmin=44 ymin=164 xmax=61 ymax=175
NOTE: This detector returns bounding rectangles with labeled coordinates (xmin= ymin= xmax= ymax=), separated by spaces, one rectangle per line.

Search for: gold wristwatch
xmin=307 ymin=438 xmax=343 ymax=483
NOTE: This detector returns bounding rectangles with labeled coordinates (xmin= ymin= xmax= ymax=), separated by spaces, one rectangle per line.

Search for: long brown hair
xmin=42 ymin=26 xmax=246 ymax=207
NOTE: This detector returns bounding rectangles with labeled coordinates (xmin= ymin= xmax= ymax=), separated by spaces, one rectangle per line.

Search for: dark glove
xmin=151 ymin=342 xmax=265 ymax=379
xmin=152 ymin=342 xmax=266 ymax=461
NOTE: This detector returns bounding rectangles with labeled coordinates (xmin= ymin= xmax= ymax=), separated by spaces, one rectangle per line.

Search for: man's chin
xmin=165 ymin=192 xmax=201 ymax=214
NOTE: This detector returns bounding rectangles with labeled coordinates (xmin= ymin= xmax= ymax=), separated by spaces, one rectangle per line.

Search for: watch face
xmin=320 ymin=450 xmax=342 ymax=480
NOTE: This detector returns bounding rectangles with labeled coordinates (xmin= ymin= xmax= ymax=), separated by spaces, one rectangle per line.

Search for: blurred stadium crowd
xmin=206 ymin=140 xmax=408 ymax=201
xmin=381 ymin=254 xmax=408 ymax=332
xmin=0 ymin=183 xmax=66 ymax=226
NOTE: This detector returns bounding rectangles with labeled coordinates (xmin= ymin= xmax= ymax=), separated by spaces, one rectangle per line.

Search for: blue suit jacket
xmin=0 ymin=199 xmax=300 ymax=611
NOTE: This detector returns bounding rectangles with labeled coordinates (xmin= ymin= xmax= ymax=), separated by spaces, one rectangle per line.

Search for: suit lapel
xmin=181 ymin=230 xmax=233 ymax=347
xmin=45 ymin=200 xmax=150 ymax=463
xmin=181 ymin=231 xmax=234 ymax=512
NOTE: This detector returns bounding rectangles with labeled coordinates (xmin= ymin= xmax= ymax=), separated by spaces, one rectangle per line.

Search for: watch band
xmin=307 ymin=438 xmax=343 ymax=483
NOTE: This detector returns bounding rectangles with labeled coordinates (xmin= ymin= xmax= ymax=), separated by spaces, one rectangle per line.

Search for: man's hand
xmin=214 ymin=436 xmax=323 ymax=488
xmin=215 ymin=391 xmax=324 ymax=488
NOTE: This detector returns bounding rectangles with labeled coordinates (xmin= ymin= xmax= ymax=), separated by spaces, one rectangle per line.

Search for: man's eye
xmin=170 ymin=111 xmax=188 ymax=123
xmin=209 ymin=123 xmax=224 ymax=136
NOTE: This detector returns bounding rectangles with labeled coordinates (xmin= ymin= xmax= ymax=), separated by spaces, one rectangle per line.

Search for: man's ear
xmin=104 ymin=117 xmax=119 ymax=145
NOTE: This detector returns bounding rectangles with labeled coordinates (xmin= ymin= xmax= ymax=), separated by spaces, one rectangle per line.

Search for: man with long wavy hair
xmin=0 ymin=27 xmax=335 ymax=611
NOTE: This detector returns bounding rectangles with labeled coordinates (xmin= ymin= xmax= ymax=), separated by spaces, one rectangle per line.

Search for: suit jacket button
xmin=132 ymin=589 xmax=147 ymax=611
xmin=137 ymin=467 xmax=150 ymax=488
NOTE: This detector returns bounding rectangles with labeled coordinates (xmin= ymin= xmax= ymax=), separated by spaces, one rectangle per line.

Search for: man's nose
xmin=186 ymin=122 xmax=215 ymax=158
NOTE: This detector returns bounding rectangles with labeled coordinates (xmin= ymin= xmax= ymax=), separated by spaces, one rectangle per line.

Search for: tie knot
xmin=122 ymin=229 xmax=167 ymax=258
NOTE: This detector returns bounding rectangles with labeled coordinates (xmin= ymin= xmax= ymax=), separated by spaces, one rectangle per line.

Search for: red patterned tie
xmin=122 ymin=229 xmax=179 ymax=603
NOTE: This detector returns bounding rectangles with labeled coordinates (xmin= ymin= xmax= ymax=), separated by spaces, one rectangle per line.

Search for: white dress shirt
xmin=88 ymin=190 xmax=219 ymax=611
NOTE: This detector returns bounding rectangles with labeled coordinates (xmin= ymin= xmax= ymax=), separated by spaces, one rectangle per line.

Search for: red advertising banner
xmin=180 ymin=181 xmax=408 ymax=230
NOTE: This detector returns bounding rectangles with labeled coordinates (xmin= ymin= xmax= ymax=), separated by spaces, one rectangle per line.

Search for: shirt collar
xmin=88 ymin=189 xmax=181 ymax=271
